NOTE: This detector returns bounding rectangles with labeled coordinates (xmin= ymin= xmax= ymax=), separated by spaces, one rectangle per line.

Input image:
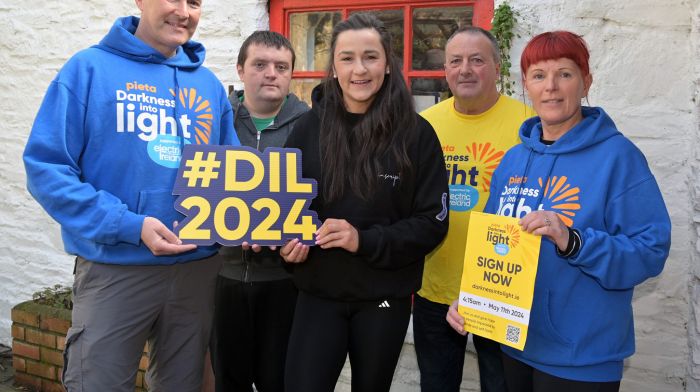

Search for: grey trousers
xmin=62 ymin=255 xmax=222 ymax=392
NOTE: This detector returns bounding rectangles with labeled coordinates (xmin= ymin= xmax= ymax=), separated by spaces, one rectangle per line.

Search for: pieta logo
xmin=169 ymin=87 xmax=213 ymax=145
xmin=538 ymin=176 xmax=581 ymax=227
xmin=464 ymin=142 xmax=506 ymax=193
xmin=448 ymin=142 xmax=506 ymax=212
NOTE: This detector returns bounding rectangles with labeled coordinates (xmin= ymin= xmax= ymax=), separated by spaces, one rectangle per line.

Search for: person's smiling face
xmin=332 ymin=28 xmax=388 ymax=113
xmin=135 ymin=0 xmax=202 ymax=58
xmin=444 ymin=32 xmax=500 ymax=110
xmin=524 ymin=57 xmax=592 ymax=140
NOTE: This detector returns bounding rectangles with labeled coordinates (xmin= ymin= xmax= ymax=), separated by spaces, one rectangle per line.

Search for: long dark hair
xmin=319 ymin=13 xmax=416 ymax=202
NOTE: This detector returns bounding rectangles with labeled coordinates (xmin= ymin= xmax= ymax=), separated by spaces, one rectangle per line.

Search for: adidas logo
xmin=378 ymin=300 xmax=391 ymax=308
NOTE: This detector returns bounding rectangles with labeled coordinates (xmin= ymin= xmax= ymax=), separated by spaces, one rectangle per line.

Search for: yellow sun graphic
xmin=464 ymin=142 xmax=506 ymax=192
xmin=169 ymin=87 xmax=213 ymax=145
xmin=505 ymin=224 xmax=520 ymax=248
xmin=538 ymin=176 xmax=581 ymax=227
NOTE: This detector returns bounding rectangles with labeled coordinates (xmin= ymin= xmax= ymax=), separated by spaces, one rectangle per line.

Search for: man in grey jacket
xmin=210 ymin=31 xmax=309 ymax=392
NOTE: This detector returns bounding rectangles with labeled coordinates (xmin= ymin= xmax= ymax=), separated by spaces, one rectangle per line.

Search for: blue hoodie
xmin=23 ymin=16 xmax=239 ymax=265
xmin=484 ymin=107 xmax=671 ymax=382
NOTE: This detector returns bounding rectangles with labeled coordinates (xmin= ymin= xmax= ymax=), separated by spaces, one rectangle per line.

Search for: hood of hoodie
xmin=310 ymin=82 xmax=335 ymax=117
xmin=499 ymin=106 xmax=622 ymax=214
xmin=519 ymin=106 xmax=621 ymax=155
xmin=94 ymin=16 xmax=205 ymax=68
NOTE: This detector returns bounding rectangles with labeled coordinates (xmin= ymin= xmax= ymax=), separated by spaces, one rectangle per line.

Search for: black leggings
xmin=502 ymin=352 xmax=621 ymax=392
xmin=284 ymin=291 xmax=412 ymax=392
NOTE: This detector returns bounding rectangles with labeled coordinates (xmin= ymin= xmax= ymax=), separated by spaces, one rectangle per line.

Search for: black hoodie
xmin=283 ymin=86 xmax=449 ymax=301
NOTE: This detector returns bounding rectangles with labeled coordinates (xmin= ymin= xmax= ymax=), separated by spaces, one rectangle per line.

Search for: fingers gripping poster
xmin=458 ymin=212 xmax=541 ymax=350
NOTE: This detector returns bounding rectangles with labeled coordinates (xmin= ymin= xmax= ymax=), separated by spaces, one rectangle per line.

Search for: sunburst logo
xmin=504 ymin=224 xmax=520 ymax=248
xmin=538 ymin=176 xmax=581 ymax=227
xmin=169 ymin=87 xmax=213 ymax=144
xmin=465 ymin=142 xmax=505 ymax=192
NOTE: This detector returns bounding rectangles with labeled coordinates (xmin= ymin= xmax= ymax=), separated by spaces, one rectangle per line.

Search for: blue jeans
xmin=413 ymin=294 xmax=507 ymax=392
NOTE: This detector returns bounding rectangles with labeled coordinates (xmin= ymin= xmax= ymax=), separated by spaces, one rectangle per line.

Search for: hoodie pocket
xmin=136 ymin=189 xmax=182 ymax=228
xmin=525 ymin=288 xmax=574 ymax=364
xmin=541 ymin=289 xmax=572 ymax=345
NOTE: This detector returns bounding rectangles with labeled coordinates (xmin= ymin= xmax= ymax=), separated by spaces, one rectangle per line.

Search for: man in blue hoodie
xmin=23 ymin=1 xmax=239 ymax=391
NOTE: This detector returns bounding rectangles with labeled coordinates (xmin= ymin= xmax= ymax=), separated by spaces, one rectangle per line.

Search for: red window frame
xmin=270 ymin=0 xmax=494 ymax=86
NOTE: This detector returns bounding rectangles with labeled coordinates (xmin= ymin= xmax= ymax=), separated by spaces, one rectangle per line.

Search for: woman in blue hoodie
xmin=446 ymin=31 xmax=671 ymax=391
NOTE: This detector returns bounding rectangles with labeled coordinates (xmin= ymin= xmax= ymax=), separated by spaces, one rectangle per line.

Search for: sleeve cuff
xmin=356 ymin=228 xmax=378 ymax=257
xmin=117 ymin=210 xmax=146 ymax=246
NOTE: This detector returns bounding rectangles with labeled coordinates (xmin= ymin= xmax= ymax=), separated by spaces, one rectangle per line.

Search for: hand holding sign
xmin=315 ymin=218 xmax=359 ymax=252
xmin=141 ymin=217 xmax=197 ymax=256
xmin=173 ymin=145 xmax=320 ymax=246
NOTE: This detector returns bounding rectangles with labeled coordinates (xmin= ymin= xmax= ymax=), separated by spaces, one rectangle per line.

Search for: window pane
xmin=290 ymin=78 xmax=321 ymax=107
xmin=412 ymin=7 xmax=472 ymax=71
xmin=349 ymin=9 xmax=404 ymax=63
xmin=290 ymin=12 xmax=342 ymax=71
xmin=411 ymin=78 xmax=450 ymax=112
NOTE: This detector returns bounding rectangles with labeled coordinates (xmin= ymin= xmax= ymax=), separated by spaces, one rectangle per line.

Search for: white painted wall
xmin=0 ymin=0 xmax=264 ymax=346
xmin=1 ymin=0 xmax=697 ymax=391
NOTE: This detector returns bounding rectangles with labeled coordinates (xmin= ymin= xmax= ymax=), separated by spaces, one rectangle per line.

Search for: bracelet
xmin=556 ymin=227 xmax=581 ymax=258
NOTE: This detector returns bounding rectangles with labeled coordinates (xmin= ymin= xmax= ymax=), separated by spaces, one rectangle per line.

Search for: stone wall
xmin=0 ymin=0 xmax=697 ymax=391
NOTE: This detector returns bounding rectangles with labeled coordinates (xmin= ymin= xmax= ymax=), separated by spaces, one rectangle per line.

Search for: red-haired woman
xmin=447 ymin=31 xmax=671 ymax=391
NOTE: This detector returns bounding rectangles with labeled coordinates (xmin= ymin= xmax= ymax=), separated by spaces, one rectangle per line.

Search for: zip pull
xmin=242 ymin=247 xmax=250 ymax=283
xmin=256 ymin=130 xmax=261 ymax=150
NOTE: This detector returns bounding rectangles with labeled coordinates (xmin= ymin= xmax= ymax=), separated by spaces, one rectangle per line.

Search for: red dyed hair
xmin=520 ymin=31 xmax=590 ymax=77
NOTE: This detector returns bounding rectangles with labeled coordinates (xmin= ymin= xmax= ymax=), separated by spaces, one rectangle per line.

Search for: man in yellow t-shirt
xmin=415 ymin=27 xmax=533 ymax=392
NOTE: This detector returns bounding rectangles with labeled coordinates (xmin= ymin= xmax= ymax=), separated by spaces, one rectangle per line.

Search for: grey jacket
xmin=219 ymin=90 xmax=310 ymax=282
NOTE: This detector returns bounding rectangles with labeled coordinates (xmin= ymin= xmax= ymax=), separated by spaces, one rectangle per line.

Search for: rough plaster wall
xmin=690 ymin=2 xmax=700 ymax=391
xmin=496 ymin=0 xmax=696 ymax=391
xmin=0 ymin=0 xmax=265 ymax=347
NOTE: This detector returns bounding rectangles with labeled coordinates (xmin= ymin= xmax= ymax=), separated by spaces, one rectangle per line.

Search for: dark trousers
xmin=284 ymin=291 xmax=412 ymax=392
xmin=502 ymin=353 xmax=621 ymax=392
xmin=210 ymin=276 xmax=297 ymax=392
xmin=413 ymin=294 xmax=507 ymax=392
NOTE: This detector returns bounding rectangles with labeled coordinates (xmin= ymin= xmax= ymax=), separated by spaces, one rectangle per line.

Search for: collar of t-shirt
xmin=539 ymin=136 xmax=555 ymax=146
xmin=240 ymin=94 xmax=286 ymax=132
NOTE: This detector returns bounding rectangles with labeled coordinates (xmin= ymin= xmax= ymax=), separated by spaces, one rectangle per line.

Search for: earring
xmin=385 ymin=69 xmax=390 ymax=74
xmin=333 ymin=74 xmax=337 ymax=78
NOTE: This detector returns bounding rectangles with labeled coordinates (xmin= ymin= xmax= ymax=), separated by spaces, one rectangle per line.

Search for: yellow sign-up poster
xmin=458 ymin=212 xmax=541 ymax=350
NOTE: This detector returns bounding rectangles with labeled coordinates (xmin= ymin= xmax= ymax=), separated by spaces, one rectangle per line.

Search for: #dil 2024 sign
xmin=458 ymin=212 xmax=541 ymax=350
xmin=172 ymin=144 xmax=320 ymax=246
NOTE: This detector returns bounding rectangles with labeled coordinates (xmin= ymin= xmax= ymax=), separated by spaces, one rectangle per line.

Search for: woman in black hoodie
xmin=280 ymin=13 xmax=449 ymax=392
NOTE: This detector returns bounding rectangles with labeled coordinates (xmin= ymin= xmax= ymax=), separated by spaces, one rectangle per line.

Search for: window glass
xmin=412 ymin=6 xmax=471 ymax=71
xmin=349 ymin=9 xmax=404 ymax=63
xmin=289 ymin=12 xmax=342 ymax=71
xmin=290 ymin=78 xmax=322 ymax=106
xmin=411 ymin=78 xmax=451 ymax=112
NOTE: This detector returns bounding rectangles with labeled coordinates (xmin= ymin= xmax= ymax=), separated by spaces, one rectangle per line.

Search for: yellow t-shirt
xmin=418 ymin=95 xmax=534 ymax=305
